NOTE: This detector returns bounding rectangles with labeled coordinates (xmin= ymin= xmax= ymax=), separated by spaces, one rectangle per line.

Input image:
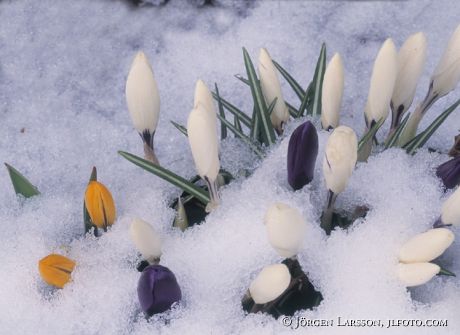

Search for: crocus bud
xmin=399 ymin=228 xmax=454 ymax=263
xmin=441 ymin=186 xmax=460 ymax=226
xmin=249 ymin=264 xmax=291 ymax=304
xmin=322 ymin=126 xmax=358 ymax=194
xmin=321 ymin=53 xmax=344 ymax=130
xmin=431 ymin=24 xmax=460 ymax=97
xmin=397 ymin=262 xmax=440 ymax=287
xmin=130 ymin=218 xmax=162 ymax=264
xmin=84 ymin=181 xmax=116 ymax=230
xmin=39 ymin=254 xmax=76 ymax=289
xmin=287 ymin=121 xmax=318 ymax=190
xmin=391 ymin=32 xmax=427 ymax=123
xmin=194 ymin=80 xmax=216 ymax=121
xmin=264 ymin=203 xmax=307 ymax=258
xmin=258 ymin=48 xmax=290 ymax=134
xmin=137 ymin=265 xmax=182 ymax=316
xmin=436 ymin=156 xmax=460 ymax=190
xmin=125 ymin=51 xmax=160 ymax=141
xmin=364 ymin=38 xmax=398 ymax=125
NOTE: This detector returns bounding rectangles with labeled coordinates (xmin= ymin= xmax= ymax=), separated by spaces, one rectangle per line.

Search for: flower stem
xmin=143 ymin=141 xmax=159 ymax=165
xmin=320 ymin=190 xmax=337 ymax=235
xmin=204 ymin=177 xmax=220 ymax=212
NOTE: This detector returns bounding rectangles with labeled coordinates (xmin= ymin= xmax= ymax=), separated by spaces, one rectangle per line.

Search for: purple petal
xmin=137 ymin=265 xmax=182 ymax=316
xmin=436 ymin=156 xmax=460 ymax=190
xmin=287 ymin=121 xmax=319 ymax=190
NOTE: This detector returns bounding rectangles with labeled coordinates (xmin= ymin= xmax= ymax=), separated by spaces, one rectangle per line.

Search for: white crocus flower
xmin=194 ymin=79 xmax=216 ymax=124
xmin=125 ymin=51 xmax=161 ymax=164
xmin=322 ymin=126 xmax=358 ymax=194
xmin=264 ymin=203 xmax=307 ymax=258
xmin=249 ymin=264 xmax=291 ymax=304
xmin=390 ymin=32 xmax=427 ymax=129
xmin=364 ymin=38 xmax=398 ymax=126
xmin=398 ymin=263 xmax=440 ymax=287
xmin=431 ymin=24 xmax=460 ymax=97
xmin=187 ymin=102 xmax=220 ymax=212
xmin=258 ymin=48 xmax=290 ymax=134
xmin=129 ymin=218 xmax=162 ymax=264
xmin=441 ymin=186 xmax=460 ymax=226
xmin=399 ymin=228 xmax=454 ymax=263
xmin=321 ymin=53 xmax=344 ymax=130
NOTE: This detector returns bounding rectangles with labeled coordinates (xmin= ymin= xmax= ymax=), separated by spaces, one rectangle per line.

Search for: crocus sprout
xmin=84 ymin=181 xmax=116 ymax=231
xmin=258 ymin=48 xmax=290 ymax=134
xmin=38 ymin=254 xmax=76 ymax=289
xmin=321 ymin=53 xmax=344 ymax=130
xmin=126 ymin=51 xmax=161 ymax=165
xmin=264 ymin=203 xmax=307 ymax=258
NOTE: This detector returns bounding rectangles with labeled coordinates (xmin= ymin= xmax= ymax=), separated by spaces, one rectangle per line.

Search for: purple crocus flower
xmin=137 ymin=265 xmax=182 ymax=316
xmin=436 ymin=156 xmax=460 ymax=190
xmin=287 ymin=121 xmax=319 ymax=190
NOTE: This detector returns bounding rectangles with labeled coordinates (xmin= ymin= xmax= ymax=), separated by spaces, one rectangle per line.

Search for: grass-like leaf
xmin=234 ymin=115 xmax=242 ymax=132
xmin=272 ymin=60 xmax=306 ymax=102
xmin=384 ymin=114 xmax=410 ymax=149
xmin=234 ymin=74 xmax=249 ymax=86
xmin=307 ymin=43 xmax=326 ymax=117
xmin=5 ymin=163 xmax=40 ymax=198
xmin=405 ymin=98 xmax=460 ymax=155
xmin=267 ymin=97 xmax=278 ymax=116
xmin=171 ymin=120 xmax=188 ymax=137
xmin=243 ymin=47 xmax=276 ymax=146
xmin=438 ymin=266 xmax=456 ymax=277
xmin=286 ymin=101 xmax=300 ymax=117
xmin=298 ymin=82 xmax=313 ymax=117
xmin=215 ymin=84 xmax=227 ymax=140
xmin=118 ymin=151 xmax=210 ymax=204
xmin=358 ymin=118 xmax=385 ymax=152
xmin=211 ymin=92 xmax=251 ymax=127
xmin=84 ymin=167 xmax=98 ymax=235
xmin=216 ymin=113 xmax=265 ymax=158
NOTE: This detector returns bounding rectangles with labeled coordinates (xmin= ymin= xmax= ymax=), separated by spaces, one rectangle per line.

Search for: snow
xmin=0 ymin=0 xmax=459 ymax=334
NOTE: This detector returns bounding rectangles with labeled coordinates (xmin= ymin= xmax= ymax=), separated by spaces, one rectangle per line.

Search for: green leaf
xmin=267 ymin=97 xmax=278 ymax=116
xmin=211 ymin=92 xmax=251 ymax=127
xmin=286 ymin=101 xmax=300 ymax=118
xmin=4 ymin=163 xmax=40 ymax=198
xmin=298 ymin=82 xmax=313 ymax=117
xmin=234 ymin=74 xmax=249 ymax=86
xmin=84 ymin=166 xmax=98 ymax=235
xmin=170 ymin=120 xmax=188 ymax=137
xmin=358 ymin=118 xmax=385 ymax=152
xmin=118 ymin=151 xmax=210 ymax=204
xmin=234 ymin=115 xmax=242 ymax=132
xmin=216 ymin=113 xmax=265 ymax=158
xmin=272 ymin=60 xmax=306 ymax=102
xmin=438 ymin=267 xmax=456 ymax=277
xmin=214 ymin=84 xmax=227 ymax=140
xmin=307 ymin=43 xmax=326 ymax=117
xmin=250 ymin=106 xmax=260 ymax=141
xmin=384 ymin=114 xmax=410 ymax=149
xmin=243 ymin=47 xmax=276 ymax=146
xmin=405 ymin=98 xmax=460 ymax=155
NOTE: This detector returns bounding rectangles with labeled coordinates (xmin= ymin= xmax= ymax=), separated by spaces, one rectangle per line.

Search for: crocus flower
xmin=431 ymin=24 xmax=460 ymax=98
xmin=264 ymin=203 xmax=307 ymax=258
xmin=436 ymin=156 xmax=460 ymax=190
xmin=194 ymin=79 xmax=216 ymax=124
xmin=399 ymin=228 xmax=454 ymax=263
xmin=441 ymin=186 xmax=460 ymax=226
xmin=84 ymin=181 xmax=116 ymax=230
xmin=397 ymin=262 xmax=440 ymax=287
xmin=187 ymin=83 xmax=220 ymax=212
xmin=258 ymin=48 xmax=290 ymax=134
xmin=137 ymin=265 xmax=182 ymax=316
xmin=287 ymin=121 xmax=318 ymax=190
xmin=38 ymin=254 xmax=76 ymax=289
xmin=130 ymin=218 xmax=162 ymax=264
xmin=364 ymin=38 xmax=398 ymax=126
xmin=390 ymin=32 xmax=427 ymax=130
xmin=322 ymin=126 xmax=358 ymax=195
xmin=321 ymin=53 xmax=344 ymax=130
xmin=125 ymin=51 xmax=161 ymax=164
xmin=249 ymin=264 xmax=291 ymax=304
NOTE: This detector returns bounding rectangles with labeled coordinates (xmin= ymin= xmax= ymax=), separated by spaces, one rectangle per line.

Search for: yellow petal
xmin=84 ymin=181 xmax=116 ymax=229
xmin=38 ymin=254 xmax=76 ymax=288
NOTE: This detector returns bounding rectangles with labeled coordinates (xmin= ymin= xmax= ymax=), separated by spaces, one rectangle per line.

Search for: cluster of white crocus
xmin=397 ymin=228 xmax=454 ymax=287
xmin=130 ymin=218 xmax=162 ymax=264
xmin=125 ymin=51 xmax=161 ymax=165
xmin=440 ymin=186 xmax=460 ymax=226
xmin=321 ymin=53 xmax=344 ymax=130
xmin=390 ymin=32 xmax=427 ymax=130
xmin=264 ymin=203 xmax=307 ymax=258
xmin=258 ymin=48 xmax=290 ymax=134
xmin=187 ymin=80 xmax=220 ymax=212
